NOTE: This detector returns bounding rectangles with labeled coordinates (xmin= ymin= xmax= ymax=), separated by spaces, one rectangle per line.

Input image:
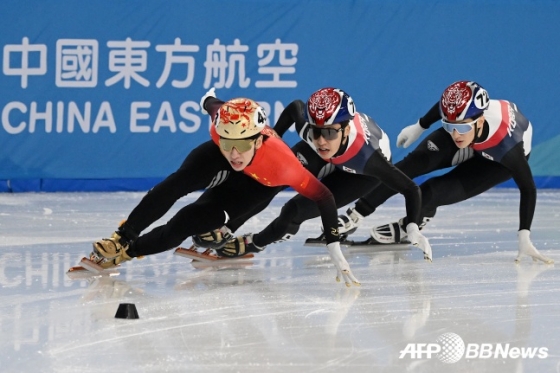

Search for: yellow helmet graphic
xmin=215 ymin=98 xmax=268 ymax=139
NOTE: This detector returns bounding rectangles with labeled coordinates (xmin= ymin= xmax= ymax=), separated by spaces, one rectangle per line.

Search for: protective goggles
xmin=310 ymin=126 xmax=343 ymax=140
xmin=441 ymin=118 xmax=477 ymax=134
xmin=219 ymin=137 xmax=258 ymax=153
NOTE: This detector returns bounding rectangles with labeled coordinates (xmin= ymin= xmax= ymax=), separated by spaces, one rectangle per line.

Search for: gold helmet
xmin=215 ymin=98 xmax=268 ymax=139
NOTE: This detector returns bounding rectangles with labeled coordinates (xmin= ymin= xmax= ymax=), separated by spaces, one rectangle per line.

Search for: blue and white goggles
xmin=441 ymin=118 xmax=477 ymax=134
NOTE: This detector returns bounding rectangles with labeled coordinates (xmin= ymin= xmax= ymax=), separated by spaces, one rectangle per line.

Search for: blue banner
xmin=1 ymin=0 xmax=559 ymax=191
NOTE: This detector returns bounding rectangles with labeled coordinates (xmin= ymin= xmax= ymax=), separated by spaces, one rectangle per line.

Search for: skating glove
xmin=327 ymin=242 xmax=361 ymax=287
xmin=406 ymin=223 xmax=432 ymax=262
xmin=397 ymin=120 xmax=425 ymax=148
xmin=516 ymin=230 xmax=554 ymax=264
xmin=199 ymin=87 xmax=216 ymax=115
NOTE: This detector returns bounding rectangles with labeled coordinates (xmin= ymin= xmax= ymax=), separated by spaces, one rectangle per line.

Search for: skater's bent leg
xmin=413 ymin=158 xmax=513 ymax=225
xmin=356 ymin=128 xmax=458 ymax=216
xmin=128 ymin=203 xmax=229 ymax=257
xmin=126 ymin=165 xmax=199 ymax=234
xmin=226 ymin=186 xmax=285 ymax=232
xmin=253 ymin=195 xmax=320 ymax=247
xmin=252 ymin=174 xmax=378 ymax=247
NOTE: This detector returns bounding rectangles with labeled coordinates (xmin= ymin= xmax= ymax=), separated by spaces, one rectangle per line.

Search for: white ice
xmin=1 ymin=189 xmax=559 ymax=373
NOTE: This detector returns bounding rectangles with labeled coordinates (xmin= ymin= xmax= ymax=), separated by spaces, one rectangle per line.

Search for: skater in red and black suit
xmin=224 ymin=87 xmax=432 ymax=261
xmin=87 ymin=91 xmax=360 ymax=286
xmin=337 ymin=80 xmax=553 ymax=263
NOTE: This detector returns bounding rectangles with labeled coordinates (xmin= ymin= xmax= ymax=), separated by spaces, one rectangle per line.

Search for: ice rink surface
xmin=1 ymin=189 xmax=559 ymax=373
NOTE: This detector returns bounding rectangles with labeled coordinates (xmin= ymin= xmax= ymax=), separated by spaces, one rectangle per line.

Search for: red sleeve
xmin=288 ymin=161 xmax=339 ymax=244
xmin=280 ymin=154 xmax=330 ymax=201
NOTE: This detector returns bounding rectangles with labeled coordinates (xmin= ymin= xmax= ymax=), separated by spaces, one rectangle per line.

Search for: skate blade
xmin=80 ymin=257 xmax=106 ymax=273
xmin=304 ymin=237 xmax=354 ymax=247
xmin=66 ymin=267 xmax=120 ymax=280
xmin=304 ymin=232 xmax=355 ymax=247
xmin=348 ymin=238 xmax=411 ymax=251
xmin=66 ymin=258 xmax=120 ymax=280
xmin=190 ymin=259 xmax=254 ymax=270
xmin=174 ymin=246 xmax=254 ymax=262
xmin=66 ymin=258 xmax=119 ymax=279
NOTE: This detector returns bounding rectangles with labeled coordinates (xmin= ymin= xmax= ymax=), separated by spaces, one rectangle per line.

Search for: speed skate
xmin=174 ymin=245 xmax=255 ymax=262
xmin=304 ymin=233 xmax=411 ymax=251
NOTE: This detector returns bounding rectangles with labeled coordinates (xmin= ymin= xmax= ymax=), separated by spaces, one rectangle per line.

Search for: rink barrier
xmin=0 ymin=176 xmax=558 ymax=193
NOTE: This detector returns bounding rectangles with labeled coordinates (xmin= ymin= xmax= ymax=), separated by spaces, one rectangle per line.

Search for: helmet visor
xmin=310 ymin=126 xmax=343 ymax=140
xmin=441 ymin=119 xmax=476 ymax=134
xmin=219 ymin=137 xmax=257 ymax=153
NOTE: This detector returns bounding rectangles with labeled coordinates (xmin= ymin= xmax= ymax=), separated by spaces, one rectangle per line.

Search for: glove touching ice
xmin=327 ymin=242 xmax=360 ymax=287
xmin=516 ymin=230 xmax=554 ymax=264
xmin=406 ymin=223 xmax=432 ymax=262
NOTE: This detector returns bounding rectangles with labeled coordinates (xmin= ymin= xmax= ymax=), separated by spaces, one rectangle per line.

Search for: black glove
xmin=216 ymin=234 xmax=264 ymax=258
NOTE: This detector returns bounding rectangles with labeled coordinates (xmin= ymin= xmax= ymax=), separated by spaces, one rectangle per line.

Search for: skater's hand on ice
xmin=327 ymin=242 xmax=360 ymax=287
xmin=397 ymin=120 xmax=425 ymax=148
xmin=406 ymin=223 xmax=432 ymax=262
xmin=516 ymin=230 xmax=554 ymax=264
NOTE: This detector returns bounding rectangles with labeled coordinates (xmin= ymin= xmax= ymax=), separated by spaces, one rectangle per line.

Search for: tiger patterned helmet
xmin=305 ymin=87 xmax=356 ymax=127
xmin=440 ymin=81 xmax=489 ymax=122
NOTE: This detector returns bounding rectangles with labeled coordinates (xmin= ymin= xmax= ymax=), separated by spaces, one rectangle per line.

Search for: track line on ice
xmin=48 ymin=307 xmax=320 ymax=356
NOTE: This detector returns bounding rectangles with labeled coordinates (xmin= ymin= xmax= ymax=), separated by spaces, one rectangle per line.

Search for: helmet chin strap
xmin=470 ymin=119 xmax=485 ymax=146
xmin=333 ymin=132 xmax=349 ymax=158
xmin=246 ymin=135 xmax=262 ymax=167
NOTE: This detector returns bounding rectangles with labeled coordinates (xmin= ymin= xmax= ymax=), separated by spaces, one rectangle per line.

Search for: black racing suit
xmin=353 ymin=101 xmax=536 ymax=231
xmin=251 ymin=100 xmax=422 ymax=247
xmin=122 ymin=141 xmax=282 ymax=257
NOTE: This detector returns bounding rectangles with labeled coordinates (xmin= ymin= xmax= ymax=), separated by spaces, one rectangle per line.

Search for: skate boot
xmin=418 ymin=217 xmax=431 ymax=230
xmin=369 ymin=218 xmax=408 ymax=244
xmin=192 ymin=226 xmax=233 ymax=250
xmin=216 ymin=234 xmax=264 ymax=258
xmin=337 ymin=208 xmax=364 ymax=238
xmin=369 ymin=217 xmax=431 ymax=244
xmin=316 ymin=208 xmax=364 ymax=242
xmin=91 ymin=231 xmax=134 ymax=269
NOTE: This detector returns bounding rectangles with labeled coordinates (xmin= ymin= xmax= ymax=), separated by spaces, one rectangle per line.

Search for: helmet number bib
xmin=475 ymin=90 xmax=489 ymax=109
xmin=255 ymin=107 xmax=267 ymax=127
